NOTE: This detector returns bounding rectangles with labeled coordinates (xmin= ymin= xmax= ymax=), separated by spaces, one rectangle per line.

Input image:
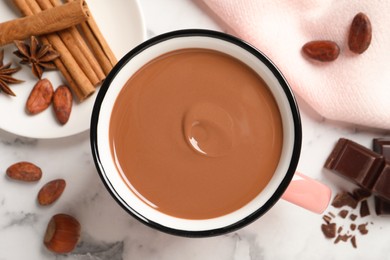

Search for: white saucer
xmin=0 ymin=0 xmax=146 ymax=139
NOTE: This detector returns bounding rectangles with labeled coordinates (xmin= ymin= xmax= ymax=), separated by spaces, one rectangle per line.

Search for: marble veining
xmin=2 ymin=212 xmax=39 ymax=229
xmin=57 ymin=236 xmax=124 ymax=260
xmin=0 ymin=0 xmax=389 ymax=259
xmin=231 ymin=233 xmax=265 ymax=260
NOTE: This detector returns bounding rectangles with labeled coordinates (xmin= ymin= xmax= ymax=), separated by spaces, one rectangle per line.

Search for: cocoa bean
xmin=53 ymin=85 xmax=73 ymax=125
xmin=6 ymin=161 xmax=42 ymax=182
xmin=348 ymin=12 xmax=372 ymax=54
xmin=302 ymin=40 xmax=340 ymax=62
xmin=37 ymin=179 xmax=66 ymax=206
xmin=26 ymin=78 xmax=54 ymax=114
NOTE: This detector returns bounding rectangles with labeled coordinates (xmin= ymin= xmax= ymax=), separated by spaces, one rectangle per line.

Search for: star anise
xmin=0 ymin=49 xmax=24 ymax=96
xmin=13 ymin=36 xmax=60 ymax=79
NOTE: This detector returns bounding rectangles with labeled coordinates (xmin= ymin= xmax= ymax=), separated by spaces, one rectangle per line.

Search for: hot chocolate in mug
xmin=90 ymin=30 xmax=331 ymax=237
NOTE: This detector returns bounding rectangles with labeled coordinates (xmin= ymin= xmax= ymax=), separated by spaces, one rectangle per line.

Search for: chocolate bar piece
xmin=372 ymin=163 xmax=390 ymax=202
xmin=375 ymin=197 xmax=390 ymax=215
xmin=373 ymin=138 xmax=390 ymax=215
xmin=325 ymin=138 xmax=390 ymax=203
xmin=373 ymin=138 xmax=390 ymax=159
xmin=359 ymin=200 xmax=370 ymax=217
xmin=352 ymin=188 xmax=371 ymax=201
xmin=325 ymin=138 xmax=384 ymax=190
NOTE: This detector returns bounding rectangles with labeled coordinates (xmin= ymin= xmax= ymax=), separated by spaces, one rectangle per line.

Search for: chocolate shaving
xmin=338 ymin=209 xmax=349 ymax=219
xmin=334 ymin=234 xmax=351 ymax=244
xmin=351 ymin=236 xmax=357 ymax=248
xmin=323 ymin=215 xmax=332 ymax=224
xmin=331 ymin=191 xmax=358 ymax=209
xmin=321 ymin=223 xmax=337 ymax=238
xmin=337 ymin=226 xmax=343 ymax=234
xmin=320 ymin=190 xmax=374 ymax=249
xmin=360 ymin=200 xmax=370 ymax=217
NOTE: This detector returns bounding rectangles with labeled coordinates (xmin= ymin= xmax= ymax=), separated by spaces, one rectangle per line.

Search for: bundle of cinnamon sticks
xmin=4 ymin=0 xmax=117 ymax=101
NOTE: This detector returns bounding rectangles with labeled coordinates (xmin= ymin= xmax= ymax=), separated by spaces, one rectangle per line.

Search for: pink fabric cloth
xmin=198 ymin=0 xmax=390 ymax=129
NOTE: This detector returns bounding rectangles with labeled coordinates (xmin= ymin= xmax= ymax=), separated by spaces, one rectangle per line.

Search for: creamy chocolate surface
xmin=109 ymin=49 xmax=283 ymax=219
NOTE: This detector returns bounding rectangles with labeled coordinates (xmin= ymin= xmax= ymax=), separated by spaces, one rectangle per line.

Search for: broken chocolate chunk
xmin=358 ymin=223 xmax=369 ymax=235
xmin=325 ymin=138 xmax=384 ymax=190
xmin=334 ymin=234 xmax=351 ymax=244
xmin=350 ymin=214 xmax=358 ymax=221
xmin=338 ymin=209 xmax=349 ymax=218
xmin=321 ymin=223 xmax=337 ymax=238
xmin=350 ymin=224 xmax=357 ymax=231
xmin=331 ymin=191 xmax=358 ymax=209
xmin=359 ymin=200 xmax=370 ymax=217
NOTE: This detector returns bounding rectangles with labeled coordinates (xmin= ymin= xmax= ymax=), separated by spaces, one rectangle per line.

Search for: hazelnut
xmin=44 ymin=214 xmax=81 ymax=254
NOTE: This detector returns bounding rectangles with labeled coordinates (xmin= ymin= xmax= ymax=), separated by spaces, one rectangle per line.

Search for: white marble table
xmin=0 ymin=0 xmax=389 ymax=259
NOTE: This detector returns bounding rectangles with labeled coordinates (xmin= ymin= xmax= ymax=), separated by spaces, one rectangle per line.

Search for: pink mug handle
xmin=281 ymin=172 xmax=332 ymax=214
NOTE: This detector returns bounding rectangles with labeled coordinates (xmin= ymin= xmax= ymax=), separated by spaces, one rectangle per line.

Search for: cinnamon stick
xmin=35 ymin=0 xmax=101 ymax=86
xmin=69 ymin=27 xmax=106 ymax=83
xmin=67 ymin=0 xmax=117 ymax=75
xmin=12 ymin=0 xmax=79 ymax=99
xmin=48 ymin=0 xmax=105 ymax=83
xmin=12 ymin=0 xmax=95 ymax=101
xmin=0 ymin=1 xmax=89 ymax=46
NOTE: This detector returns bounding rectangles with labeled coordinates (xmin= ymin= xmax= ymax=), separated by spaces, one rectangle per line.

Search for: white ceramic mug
xmin=90 ymin=30 xmax=331 ymax=237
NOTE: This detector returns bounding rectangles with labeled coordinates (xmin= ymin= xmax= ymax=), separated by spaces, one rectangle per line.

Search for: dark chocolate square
xmin=372 ymin=162 xmax=390 ymax=202
xmin=373 ymin=138 xmax=390 ymax=159
xmin=375 ymin=197 xmax=390 ymax=216
xmin=373 ymin=137 xmax=390 ymax=215
xmin=325 ymin=138 xmax=384 ymax=189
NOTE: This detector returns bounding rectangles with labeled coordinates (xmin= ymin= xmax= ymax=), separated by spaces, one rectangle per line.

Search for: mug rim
xmin=90 ymin=29 xmax=302 ymax=237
